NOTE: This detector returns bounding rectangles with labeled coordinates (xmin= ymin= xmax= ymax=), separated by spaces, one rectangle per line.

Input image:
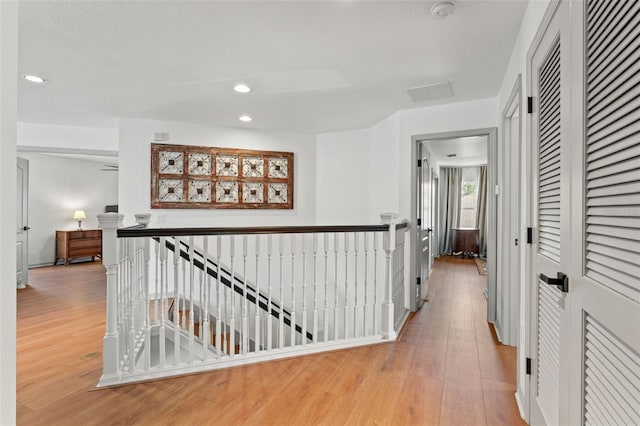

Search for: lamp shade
xmin=73 ymin=210 xmax=87 ymax=220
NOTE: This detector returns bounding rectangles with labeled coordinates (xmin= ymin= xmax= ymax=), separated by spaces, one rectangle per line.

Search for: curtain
xmin=439 ymin=167 xmax=462 ymax=255
xmin=476 ymin=165 xmax=488 ymax=257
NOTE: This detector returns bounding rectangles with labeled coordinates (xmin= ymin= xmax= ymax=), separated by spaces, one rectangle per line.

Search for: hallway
xmin=17 ymin=256 xmax=524 ymax=425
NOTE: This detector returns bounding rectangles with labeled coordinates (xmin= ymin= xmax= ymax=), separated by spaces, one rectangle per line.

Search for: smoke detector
xmin=431 ymin=1 xmax=456 ymax=19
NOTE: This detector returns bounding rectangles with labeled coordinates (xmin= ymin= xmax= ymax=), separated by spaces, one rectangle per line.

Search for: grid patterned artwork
xmin=151 ymin=144 xmax=294 ymax=209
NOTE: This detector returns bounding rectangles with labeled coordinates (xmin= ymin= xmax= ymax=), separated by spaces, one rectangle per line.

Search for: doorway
xmin=16 ymin=157 xmax=29 ymax=289
xmin=416 ymin=145 xmax=432 ymax=308
xmin=410 ymin=128 xmax=498 ymax=322
xmin=498 ymin=75 xmax=522 ymax=348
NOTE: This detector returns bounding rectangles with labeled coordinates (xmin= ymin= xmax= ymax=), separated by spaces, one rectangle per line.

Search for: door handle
xmin=540 ymin=272 xmax=569 ymax=293
xmin=427 ymin=228 xmax=433 ymax=233
xmin=23 ymin=226 xmax=31 ymax=231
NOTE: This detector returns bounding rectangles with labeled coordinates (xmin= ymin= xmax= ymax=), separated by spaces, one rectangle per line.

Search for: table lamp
xmin=73 ymin=210 xmax=86 ymax=230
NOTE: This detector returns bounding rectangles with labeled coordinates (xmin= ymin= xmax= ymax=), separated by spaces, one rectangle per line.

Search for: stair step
xmin=174 ymin=310 xmax=240 ymax=355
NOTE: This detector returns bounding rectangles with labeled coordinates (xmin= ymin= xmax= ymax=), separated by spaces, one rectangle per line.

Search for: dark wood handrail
xmin=118 ymin=223 xmax=407 ymax=238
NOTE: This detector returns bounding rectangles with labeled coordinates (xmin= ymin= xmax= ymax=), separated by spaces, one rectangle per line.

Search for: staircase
xmin=96 ymin=213 xmax=409 ymax=387
xmin=162 ymin=237 xmax=313 ymax=343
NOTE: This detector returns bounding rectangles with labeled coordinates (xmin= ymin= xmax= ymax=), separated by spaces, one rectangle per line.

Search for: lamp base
xmin=77 ymin=220 xmax=83 ymax=230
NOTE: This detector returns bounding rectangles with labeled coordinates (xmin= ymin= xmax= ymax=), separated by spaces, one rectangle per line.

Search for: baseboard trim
xmin=515 ymin=387 xmax=527 ymax=422
xmin=29 ymin=262 xmax=55 ymax=269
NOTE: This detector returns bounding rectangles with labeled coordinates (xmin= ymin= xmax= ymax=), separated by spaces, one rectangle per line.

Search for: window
xmin=460 ymin=167 xmax=479 ymax=228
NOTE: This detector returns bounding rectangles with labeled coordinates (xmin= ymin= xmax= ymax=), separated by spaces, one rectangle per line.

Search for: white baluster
xmin=364 ymin=233 xmax=369 ymax=336
xmin=353 ymin=233 xmax=359 ymax=338
xmin=188 ymin=236 xmax=195 ymax=363
xmin=128 ymin=238 xmax=136 ymax=372
xmin=323 ymin=233 xmax=329 ymax=342
xmin=242 ymin=235 xmax=248 ymax=355
xmin=254 ymin=235 xmax=261 ymax=352
xmin=373 ymin=232 xmax=379 ymax=336
xmin=312 ymin=233 xmax=318 ymax=344
xmin=302 ymin=234 xmax=308 ymax=346
xmin=118 ymin=238 xmax=125 ymax=369
xmin=154 ymin=239 xmax=159 ymax=322
xmin=173 ymin=237 xmax=181 ymax=366
xmin=278 ymin=234 xmax=285 ymax=349
xmin=215 ymin=236 xmax=222 ymax=357
xmin=143 ymin=237 xmax=151 ymax=370
xmin=159 ymin=237 xmax=167 ymax=368
xmin=198 ymin=245 xmax=203 ymax=341
xmin=223 ymin=238 xmax=228 ymax=355
xmin=343 ymin=232 xmax=349 ymax=339
xmin=202 ymin=236 xmax=210 ymax=361
xmin=181 ymin=241 xmax=187 ymax=330
xmin=267 ymin=234 xmax=273 ymax=350
xmin=333 ymin=233 xmax=339 ymax=341
xmin=290 ymin=234 xmax=297 ymax=348
xmin=229 ymin=235 xmax=236 ymax=357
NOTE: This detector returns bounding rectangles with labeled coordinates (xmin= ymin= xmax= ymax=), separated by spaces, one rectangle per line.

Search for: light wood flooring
xmin=17 ymin=256 xmax=525 ymax=425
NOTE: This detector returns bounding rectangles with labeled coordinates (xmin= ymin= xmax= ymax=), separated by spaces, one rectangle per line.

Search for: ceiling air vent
xmin=406 ymin=81 xmax=452 ymax=103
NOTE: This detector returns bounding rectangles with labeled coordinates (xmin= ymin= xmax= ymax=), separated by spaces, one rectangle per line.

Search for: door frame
xmin=432 ymin=173 xmax=439 ymax=263
xmin=410 ymin=127 xmax=498 ymax=317
xmin=416 ymin=146 xmax=432 ymax=308
xmin=498 ymin=75 xmax=522 ymax=347
xmin=16 ymin=157 xmax=29 ymax=288
xmin=501 ymin=74 xmax=527 ymax=416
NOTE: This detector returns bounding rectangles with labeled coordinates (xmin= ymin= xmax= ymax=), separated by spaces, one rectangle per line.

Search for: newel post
xmin=380 ymin=212 xmax=398 ymax=340
xmin=98 ymin=213 xmax=124 ymax=383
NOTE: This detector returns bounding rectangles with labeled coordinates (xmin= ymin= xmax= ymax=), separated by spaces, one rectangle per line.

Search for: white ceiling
xmin=423 ymin=135 xmax=487 ymax=166
xmin=18 ymin=1 xmax=528 ymax=134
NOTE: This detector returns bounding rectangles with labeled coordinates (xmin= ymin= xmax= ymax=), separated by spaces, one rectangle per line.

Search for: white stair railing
xmin=97 ymin=213 xmax=409 ymax=387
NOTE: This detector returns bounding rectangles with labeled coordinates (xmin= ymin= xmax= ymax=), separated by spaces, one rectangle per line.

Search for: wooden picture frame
xmin=150 ymin=143 xmax=294 ymax=209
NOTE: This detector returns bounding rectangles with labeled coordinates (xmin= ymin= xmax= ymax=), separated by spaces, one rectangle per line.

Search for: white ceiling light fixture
xmin=24 ymin=74 xmax=47 ymax=84
xmin=238 ymin=115 xmax=252 ymax=122
xmin=430 ymin=1 xmax=456 ymax=19
xmin=233 ymin=84 xmax=251 ymax=93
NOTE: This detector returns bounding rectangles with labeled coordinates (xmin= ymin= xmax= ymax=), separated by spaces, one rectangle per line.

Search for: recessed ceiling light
xmin=24 ymin=74 xmax=46 ymax=84
xmin=233 ymin=84 xmax=251 ymax=93
xmin=238 ymin=115 xmax=252 ymax=122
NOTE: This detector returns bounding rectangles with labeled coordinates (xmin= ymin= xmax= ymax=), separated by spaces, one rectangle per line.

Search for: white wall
xmin=397 ymin=98 xmax=498 ymax=220
xmin=495 ymin=0 xmax=551 ymax=419
xmin=316 ymin=128 xmax=369 ymax=224
xmin=0 ymin=2 xmax=18 ymax=424
xmin=17 ymin=122 xmax=118 ymax=153
xmin=316 ymin=97 xmax=500 ymax=221
xmin=367 ymin=113 xmax=402 ymax=223
xmin=19 ymin=153 xmax=118 ymax=267
xmin=119 ymin=118 xmax=316 ymax=227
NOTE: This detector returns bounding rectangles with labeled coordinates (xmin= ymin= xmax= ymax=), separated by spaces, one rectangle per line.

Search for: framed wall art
xmin=151 ymin=143 xmax=294 ymax=209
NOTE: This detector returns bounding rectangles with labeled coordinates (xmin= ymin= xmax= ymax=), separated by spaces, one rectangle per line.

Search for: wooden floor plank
xmin=17 ymin=256 xmax=523 ymax=425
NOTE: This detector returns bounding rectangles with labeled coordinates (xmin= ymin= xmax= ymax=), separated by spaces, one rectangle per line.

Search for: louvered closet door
xmin=567 ymin=0 xmax=640 ymax=424
xmin=528 ymin=1 xmax=571 ymax=425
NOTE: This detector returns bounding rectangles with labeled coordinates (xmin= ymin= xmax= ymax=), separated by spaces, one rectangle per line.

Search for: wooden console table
xmin=451 ymin=228 xmax=479 ymax=257
xmin=55 ymin=230 xmax=102 ymax=266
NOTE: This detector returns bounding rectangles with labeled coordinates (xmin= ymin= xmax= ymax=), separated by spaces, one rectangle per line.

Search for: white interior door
xmin=567 ymin=0 xmax=640 ymax=424
xmin=16 ymin=157 xmax=29 ymax=288
xmin=417 ymin=147 xmax=431 ymax=306
xmin=432 ymin=175 xmax=439 ymax=262
xmin=528 ymin=1 xmax=571 ymax=425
